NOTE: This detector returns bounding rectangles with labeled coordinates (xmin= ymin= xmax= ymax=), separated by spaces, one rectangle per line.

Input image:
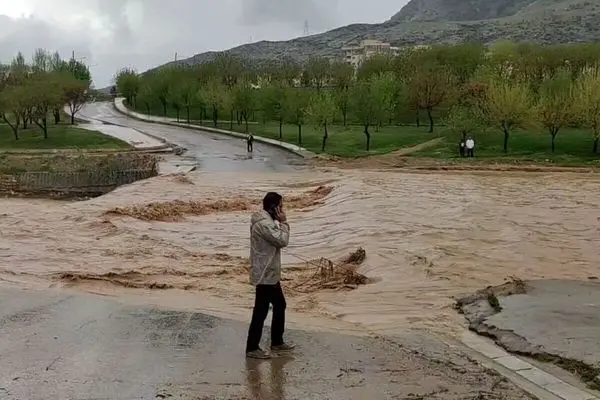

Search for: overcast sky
xmin=0 ymin=0 xmax=407 ymax=87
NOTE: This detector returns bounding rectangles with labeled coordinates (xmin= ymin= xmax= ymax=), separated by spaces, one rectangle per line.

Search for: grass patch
xmin=0 ymin=123 xmax=130 ymax=150
xmin=196 ymin=121 xmax=439 ymax=157
xmin=127 ymin=102 xmax=600 ymax=164
xmin=410 ymin=127 xmax=600 ymax=166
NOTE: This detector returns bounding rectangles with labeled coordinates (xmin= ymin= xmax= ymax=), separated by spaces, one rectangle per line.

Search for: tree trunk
xmin=244 ymin=114 xmax=249 ymax=134
xmin=176 ymin=109 xmax=180 ymax=122
xmin=42 ymin=118 xmax=48 ymax=139
xmin=415 ymin=110 xmax=420 ymax=127
xmin=186 ymin=107 xmax=190 ymax=124
xmin=213 ymin=107 xmax=218 ymax=127
xmin=162 ymin=103 xmax=167 ymax=117
xmin=71 ymin=113 xmax=75 ymax=125
xmin=145 ymin=104 xmax=150 ymax=114
xmin=53 ymin=109 xmax=60 ymax=124
xmin=364 ymin=125 xmax=371 ymax=151
xmin=279 ymin=118 xmax=283 ymax=140
xmin=594 ymin=136 xmax=599 ymax=153
xmin=342 ymin=108 xmax=347 ymax=126
xmin=551 ymin=129 xmax=558 ymax=153
xmin=503 ymin=130 xmax=509 ymax=153
xmin=298 ymin=124 xmax=302 ymax=145
xmin=321 ymin=123 xmax=328 ymax=151
xmin=427 ymin=108 xmax=434 ymax=133
xmin=22 ymin=116 xmax=28 ymax=129
xmin=230 ymin=110 xmax=234 ymax=131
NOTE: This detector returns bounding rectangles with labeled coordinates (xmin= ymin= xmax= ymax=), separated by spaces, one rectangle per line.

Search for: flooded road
xmin=80 ymin=102 xmax=305 ymax=173
xmin=2 ymin=168 xmax=599 ymax=337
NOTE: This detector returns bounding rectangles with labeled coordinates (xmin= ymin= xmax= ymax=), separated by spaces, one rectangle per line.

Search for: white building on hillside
xmin=342 ymin=39 xmax=400 ymax=69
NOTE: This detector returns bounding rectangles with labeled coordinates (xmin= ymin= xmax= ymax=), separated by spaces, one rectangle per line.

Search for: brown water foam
xmin=1 ymin=170 xmax=599 ymax=336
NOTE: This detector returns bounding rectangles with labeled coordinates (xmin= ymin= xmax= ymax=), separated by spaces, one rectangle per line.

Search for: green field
xmin=201 ymin=121 xmax=439 ymax=157
xmin=411 ymin=127 xmax=600 ymax=166
xmin=127 ymin=104 xmax=600 ymax=165
xmin=0 ymin=123 xmax=130 ymax=150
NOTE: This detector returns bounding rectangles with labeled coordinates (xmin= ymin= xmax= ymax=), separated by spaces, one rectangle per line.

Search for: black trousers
xmin=467 ymin=148 xmax=474 ymax=157
xmin=245 ymin=282 xmax=286 ymax=352
xmin=247 ymin=142 xmax=253 ymax=152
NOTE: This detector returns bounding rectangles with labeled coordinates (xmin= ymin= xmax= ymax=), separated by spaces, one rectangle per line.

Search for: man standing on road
xmin=246 ymin=192 xmax=295 ymax=359
xmin=247 ymin=134 xmax=254 ymax=153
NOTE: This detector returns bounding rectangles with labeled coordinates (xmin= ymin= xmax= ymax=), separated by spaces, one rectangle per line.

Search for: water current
xmin=1 ymin=168 xmax=599 ymax=336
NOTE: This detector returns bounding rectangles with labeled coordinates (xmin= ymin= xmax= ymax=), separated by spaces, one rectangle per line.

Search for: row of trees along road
xmin=0 ymin=49 xmax=91 ymax=140
xmin=115 ymin=41 xmax=600 ymax=153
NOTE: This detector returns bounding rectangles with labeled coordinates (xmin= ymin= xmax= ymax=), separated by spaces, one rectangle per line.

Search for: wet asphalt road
xmin=0 ymin=286 xmax=532 ymax=400
xmin=80 ymin=102 xmax=305 ymax=173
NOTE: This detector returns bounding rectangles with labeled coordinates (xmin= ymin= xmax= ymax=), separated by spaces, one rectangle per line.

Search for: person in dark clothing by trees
xmin=245 ymin=192 xmax=296 ymax=359
xmin=247 ymin=134 xmax=254 ymax=152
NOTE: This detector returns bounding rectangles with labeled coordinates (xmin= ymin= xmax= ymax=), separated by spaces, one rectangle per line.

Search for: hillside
xmin=154 ymin=0 xmax=600 ymax=71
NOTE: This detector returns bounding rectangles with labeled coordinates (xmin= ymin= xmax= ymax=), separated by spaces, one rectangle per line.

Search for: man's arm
xmin=259 ymin=220 xmax=290 ymax=249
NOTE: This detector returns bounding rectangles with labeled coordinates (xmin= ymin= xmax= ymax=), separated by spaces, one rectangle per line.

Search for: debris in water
xmin=104 ymin=186 xmax=334 ymax=221
xmin=172 ymin=175 xmax=194 ymax=185
xmin=292 ymin=247 xmax=370 ymax=293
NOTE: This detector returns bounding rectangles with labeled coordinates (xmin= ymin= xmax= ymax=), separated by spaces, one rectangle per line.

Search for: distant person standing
xmin=459 ymin=138 xmax=466 ymax=157
xmin=466 ymin=137 xmax=475 ymax=157
xmin=247 ymin=134 xmax=254 ymax=153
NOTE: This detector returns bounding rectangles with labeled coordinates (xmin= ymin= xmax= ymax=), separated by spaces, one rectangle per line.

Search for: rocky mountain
xmin=154 ymin=0 xmax=600 ymax=71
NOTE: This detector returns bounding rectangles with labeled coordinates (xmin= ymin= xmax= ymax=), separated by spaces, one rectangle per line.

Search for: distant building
xmin=342 ymin=39 xmax=401 ymax=69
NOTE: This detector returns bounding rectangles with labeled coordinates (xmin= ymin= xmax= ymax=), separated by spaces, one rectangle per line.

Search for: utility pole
xmin=303 ymin=20 xmax=309 ymax=36
xmin=174 ymin=52 xmax=178 ymax=62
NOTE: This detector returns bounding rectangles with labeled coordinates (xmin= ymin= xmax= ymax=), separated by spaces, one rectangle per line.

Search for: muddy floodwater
xmin=1 ymin=168 xmax=599 ymax=337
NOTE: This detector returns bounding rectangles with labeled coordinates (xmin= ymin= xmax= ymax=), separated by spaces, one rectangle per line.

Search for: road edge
xmin=455 ymin=331 xmax=599 ymax=400
xmin=112 ymin=98 xmax=315 ymax=159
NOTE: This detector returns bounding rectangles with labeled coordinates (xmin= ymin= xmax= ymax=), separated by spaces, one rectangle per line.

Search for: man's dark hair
xmin=263 ymin=192 xmax=282 ymax=212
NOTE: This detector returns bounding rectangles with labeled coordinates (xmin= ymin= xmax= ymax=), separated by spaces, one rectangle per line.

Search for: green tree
xmin=168 ymin=82 xmax=184 ymax=122
xmin=62 ymin=74 xmax=90 ymax=124
xmin=303 ymin=57 xmax=331 ymax=92
xmin=31 ymin=75 xmax=63 ymax=138
xmin=201 ymin=78 xmax=225 ymax=127
xmin=233 ymin=80 xmax=256 ymax=133
xmin=260 ymin=84 xmax=286 ymax=139
xmin=330 ymin=61 xmax=354 ymax=125
xmin=480 ymin=79 xmax=534 ymax=153
xmin=574 ymin=68 xmax=600 ymax=153
xmin=350 ymin=80 xmax=378 ymax=151
xmin=115 ymin=68 xmax=140 ymax=107
xmin=284 ymin=88 xmax=310 ymax=144
xmin=137 ymin=84 xmax=154 ymax=114
xmin=307 ymin=92 xmax=337 ymax=151
xmin=409 ymin=62 xmax=454 ymax=133
xmin=149 ymin=68 xmax=172 ymax=117
xmin=371 ymin=72 xmax=401 ymax=126
xmin=0 ymin=85 xmax=25 ymax=139
xmin=357 ymin=54 xmax=393 ymax=81
xmin=537 ymin=69 xmax=575 ymax=153
xmin=444 ymin=105 xmax=484 ymax=142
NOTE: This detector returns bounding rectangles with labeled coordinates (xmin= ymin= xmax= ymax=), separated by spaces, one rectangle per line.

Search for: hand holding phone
xmin=275 ymin=205 xmax=287 ymax=223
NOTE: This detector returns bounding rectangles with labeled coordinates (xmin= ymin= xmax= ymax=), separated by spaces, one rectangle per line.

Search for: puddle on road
xmin=1 ymin=168 xmax=599 ymax=337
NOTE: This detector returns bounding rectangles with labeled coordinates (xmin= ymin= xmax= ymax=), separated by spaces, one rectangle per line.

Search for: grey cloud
xmin=0 ymin=0 xmax=407 ymax=87
xmin=240 ymin=0 xmax=338 ymax=32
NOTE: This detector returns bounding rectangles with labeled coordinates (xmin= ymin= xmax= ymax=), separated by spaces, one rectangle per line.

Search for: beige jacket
xmin=249 ymin=210 xmax=290 ymax=286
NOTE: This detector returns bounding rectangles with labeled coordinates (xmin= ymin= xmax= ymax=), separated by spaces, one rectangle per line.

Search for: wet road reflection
xmin=80 ymin=102 xmax=305 ymax=173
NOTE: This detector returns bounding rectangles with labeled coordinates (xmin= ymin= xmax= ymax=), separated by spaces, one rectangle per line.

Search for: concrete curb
xmin=112 ymin=98 xmax=315 ymax=159
xmin=72 ymin=106 xmax=173 ymax=153
xmin=460 ymin=332 xmax=599 ymax=400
